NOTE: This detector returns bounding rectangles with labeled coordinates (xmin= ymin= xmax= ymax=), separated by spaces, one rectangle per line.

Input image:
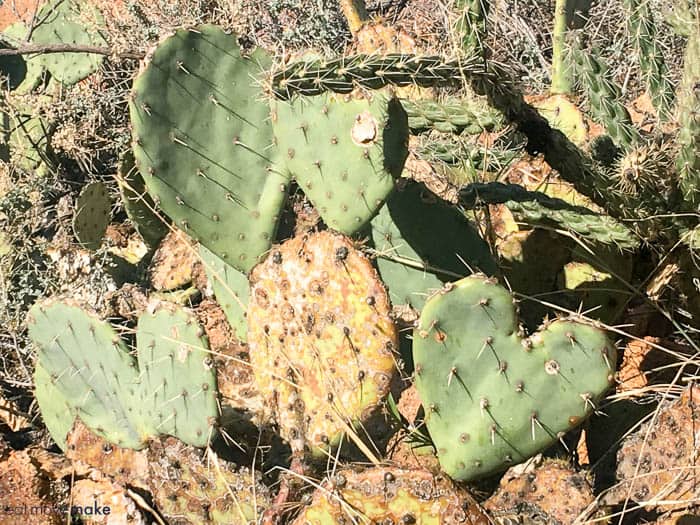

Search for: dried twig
xmin=0 ymin=42 xmax=144 ymax=60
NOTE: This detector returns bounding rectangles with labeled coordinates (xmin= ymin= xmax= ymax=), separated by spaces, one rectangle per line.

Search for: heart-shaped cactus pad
xmin=413 ymin=274 xmax=616 ymax=481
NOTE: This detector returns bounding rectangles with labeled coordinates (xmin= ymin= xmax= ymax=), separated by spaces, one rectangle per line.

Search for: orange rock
xmin=0 ymin=448 xmax=61 ymax=524
xmin=0 ymin=0 xmax=40 ymax=30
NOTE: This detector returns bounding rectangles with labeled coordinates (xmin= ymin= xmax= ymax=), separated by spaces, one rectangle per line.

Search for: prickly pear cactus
xmin=291 ymin=467 xmax=490 ymax=524
xmin=1 ymin=23 xmax=45 ymax=94
xmin=413 ymin=274 xmax=616 ymax=481
xmin=371 ymin=181 xmax=496 ymax=310
xmin=64 ymin=419 xmax=150 ymax=489
xmin=33 ymin=362 xmax=73 ymax=450
xmin=28 ymin=299 xmax=218 ymax=449
xmin=6 ymin=111 xmax=53 ymax=172
xmin=605 ymin=386 xmax=700 ymax=512
xmin=136 ymin=303 xmax=218 ymax=446
xmin=272 ymin=90 xmax=408 ymax=234
xmin=247 ymin=231 xmax=397 ymax=456
xmin=148 ymin=230 xmax=198 ymax=291
xmin=199 ymin=244 xmax=249 ymax=341
xmin=484 ymin=457 xmax=597 ymax=524
xmin=117 ymin=151 xmax=168 ymax=249
xmin=148 ymin=437 xmax=270 ymax=525
xmin=130 ymin=25 xmax=288 ymax=273
xmin=73 ymin=181 xmax=111 ymax=250
xmin=31 ymin=0 xmax=107 ymax=85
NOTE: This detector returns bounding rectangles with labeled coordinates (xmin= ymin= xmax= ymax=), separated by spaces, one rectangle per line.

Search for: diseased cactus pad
xmin=292 ymin=467 xmax=490 ymax=524
xmin=247 ymin=231 xmax=397 ymax=455
xmin=148 ymin=437 xmax=270 ymax=524
xmin=413 ymin=275 xmax=616 ymax=481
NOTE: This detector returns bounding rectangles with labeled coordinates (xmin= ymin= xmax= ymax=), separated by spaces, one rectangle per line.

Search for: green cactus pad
xmin=29 ymin=300 xmax=218 ymax=450
xmin=2 ymin=23 xmax=45 ymax=93
xmin=7 ymin=111 xmax=53 ymax=172
xmin=413 ymin=274 xmax=616 ymax=481
xmin=199 ymin=244 xmax=249 ymax=342
xmin=0 ymin=50 xmax=27 ymax=92
xmin=371 ymin=181 xmax=496 ymax=310
xmin=28 ymin=301 xmax=149 ymax=449
xmin=136 ymin=304 xmax=218 ymax=447
xmin=33 ymin=362 xmax=73 ymax=450
xmin=31 ymin=0 xmax=107 ymax=85
xmin=130 ymin=25 xmax=289 ymax=273
xmin=73 ymin=181 xmax=111 ymax=250
xmin=117 ymin=151 xmax=168 ymax=248
xmin=272 ymin=91 xmax=407 ymax=234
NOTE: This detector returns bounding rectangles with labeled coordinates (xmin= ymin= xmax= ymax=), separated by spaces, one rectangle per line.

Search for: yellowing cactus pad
xmin=291 ymin=467 xmax=490 ymax=525
xmin=247 ymin=231 xmax=397 ymax=455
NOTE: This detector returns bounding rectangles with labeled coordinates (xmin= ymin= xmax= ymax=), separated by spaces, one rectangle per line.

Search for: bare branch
xmin=0 ymin=42 xmax=144 ymax=60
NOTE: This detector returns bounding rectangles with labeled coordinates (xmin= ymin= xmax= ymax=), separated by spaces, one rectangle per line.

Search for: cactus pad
xmin=272 ymin=91 xmax=408 ymax=233
xmin=413 ymin=274 xmax=616 ymax=481
xmin=606 ymin=386 xmax=700 ymax=512
xmin=2 ymin=23 xmax=45 ymax=93
xmin=64 ymin=419 xmax=150 ymax=489
xmin=28 ymin=300 xmax=148 ymax=448
xmin=148 ymin=437 xmax=270 ymax=524
xmin=130 ymin=25 xmax=288 ymax=273
xmin=371 ymin=181 xmax=496 ymax=310
xmin=484 ymin=458 xmax=596 ymax=524
xmin=28 ymin=299 xmax=218 ymax=449
xmin=291 ymin=467 xmax=490 ymax=524
xmin=199 ymin=244 xmax=249 ymax=341
xmin=136 ymin=302 xmax=218 ymax=446
xmin=73 ymin=181 xmax=111 ymax=250
xmin=31 ymin=0 xmax=107 ymax=85
xmin=33 ymin=362 xmax=73 ymax=450
xmin=247 ymin=231 xmax=397 ymax=455
xmin=117 ymin=151 xmax=168 ymax=248
xmin=148 ymin=230 xmax=198 ymax=291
